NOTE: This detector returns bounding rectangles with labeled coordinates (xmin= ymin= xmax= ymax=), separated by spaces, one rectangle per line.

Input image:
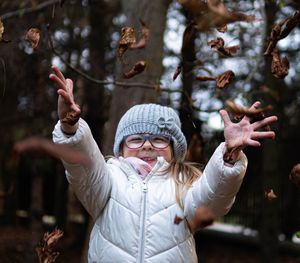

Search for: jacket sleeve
xmin=52 ymin=118 xmax=112 ymax=220
xmin=184 ymin=142 xmax=248 ymax=221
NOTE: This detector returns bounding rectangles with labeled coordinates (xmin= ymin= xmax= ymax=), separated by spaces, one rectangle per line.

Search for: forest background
xmin=1 ymin=0 xmax=300 ymax=262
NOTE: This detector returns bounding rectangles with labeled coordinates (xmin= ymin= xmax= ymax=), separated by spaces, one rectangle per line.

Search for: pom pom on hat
xmin=113 ymin=104 xmax=187 ymax=160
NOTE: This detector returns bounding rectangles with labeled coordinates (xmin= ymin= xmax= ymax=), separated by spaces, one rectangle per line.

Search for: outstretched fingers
xmin=252 ymin=115 xmax=278 ymax=130
xmin=219 ymin=109 xmax=231 ymax=127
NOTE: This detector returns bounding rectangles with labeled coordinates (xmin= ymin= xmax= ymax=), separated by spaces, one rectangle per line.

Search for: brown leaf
xmin=225 ymin=100 xmax=273 ymax=128
xmin=130 ymin=19 xmax=150 ymax=49
xmin=172 ymin=65 xmax=182 ymax=81
xmin=36 ymin=228 xmax=63 ymax=263
xmin=265 ymin=189 xmax=277 ymax=201
xmin=271 ymin=49 xmax=289 ymax=79
xmin=123 ymin=60 xmax=147 ymax=79
xmin=117 ymin=20 xmax=150 ymax=61
xmin=208 ymin=37 xmax=240 ymax=57
xmin=216 ymin=70 xmax=235 ymax=89
xmin=179 ymin=0 xmax=255 ymax=32
xmin=61 ymin=109 xmax=81 ymax=126
xmin=289 ymin=163 xmax=300 ymax=188
xmin=26 ymin=28 xmax=41 ymax=49
xmin=195 ymin=75 xmax=216 ymax=81
xmin=264 ymin=10 xmax=300 ymax=56
xmin=174 ymin=215 xmax=184 ymax=224
xmin=12 ymin=137 xmax=90 ymax=166
xmin=118 ymin=27 xmax=136 ymax=59
xmin=217 ymin=24 xmax=228 ymax=33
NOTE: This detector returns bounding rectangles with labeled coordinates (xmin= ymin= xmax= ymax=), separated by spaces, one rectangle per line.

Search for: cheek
xmin=122 ymin=146 xmax=139 ymax=158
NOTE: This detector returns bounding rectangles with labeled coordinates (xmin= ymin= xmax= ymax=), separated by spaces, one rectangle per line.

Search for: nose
xmin=142 ymin=139 xmax=153 ymax=150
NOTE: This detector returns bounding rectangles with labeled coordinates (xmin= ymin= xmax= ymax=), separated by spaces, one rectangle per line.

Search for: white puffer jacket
xmin=53 ymin=118 xmax=248 ymax=263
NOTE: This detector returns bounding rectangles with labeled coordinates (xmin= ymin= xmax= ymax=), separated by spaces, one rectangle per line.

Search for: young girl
xmin=50 ymin=66 xmax=277 ymax=263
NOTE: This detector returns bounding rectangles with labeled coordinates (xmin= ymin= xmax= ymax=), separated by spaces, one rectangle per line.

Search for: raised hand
xmin=219 ymin=101 xmax=278 ymax=163
xmin=49 ymin=66 xmax=81 ymax=134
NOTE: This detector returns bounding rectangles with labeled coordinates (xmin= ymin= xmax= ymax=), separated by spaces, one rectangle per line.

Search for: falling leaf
xmin=61 ymin=110 xmax=81 ymax=126
xmin=208 ymin=37 xmax=239 ymax=57
xmin=0 ymin=19 xmax=4 ymax=41
xmin=172 ymin=65 xmax=182 ymax=81
xmin=179 ymin=0 xmax=255 ymax=32
xmin=118 ymin=27 xmax=136 ymax=59
xmin=123 ymin=60 xmax=147 ymax=79
xmin=289 ymin=163 xmax=300 ymax=189
xmin=216 ymin=70 xmax=235 ymax=89
xmin=36 ymin=228 xmax=63 ymax=263
xmin=26 ymin=28 xmax=41 ymax=49
xmin=174 ymin=215 xmax=184 ymax=224
xmin=264 ymin=10 xmax=300 ymax=56
xmin=195 ymin=75 xmax=216 ymax=81
xmin=12 ymin=137 xmax=90 ymax=166
xmin=117 ymin=20 xmax=150 ymax=61
xmin=130 ymin=19 xmax=150 ymax=49
xmin=265 ymin=189 xmax=277 ymax=201
xmin=217 ymin=24 xmax=228 ymax=33
xmin=271 ymin=49 xmax=289 ymax=79
xmin=225 ymin=100 xmax=273 ymax=128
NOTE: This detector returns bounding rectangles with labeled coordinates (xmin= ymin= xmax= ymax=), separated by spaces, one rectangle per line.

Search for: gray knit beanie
xmin=113 ymin=104 xmax=187 ymax=160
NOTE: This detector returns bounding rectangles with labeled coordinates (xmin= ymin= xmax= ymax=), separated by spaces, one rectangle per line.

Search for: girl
xmin=50 ymin=66 xmax=277 ymax=263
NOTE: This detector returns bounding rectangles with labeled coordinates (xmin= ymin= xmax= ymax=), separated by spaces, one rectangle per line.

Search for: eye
xmin=152 ymin=136 xmax=169 ymax=143
xmin=126 ymin=135 xmax=143 ymax=143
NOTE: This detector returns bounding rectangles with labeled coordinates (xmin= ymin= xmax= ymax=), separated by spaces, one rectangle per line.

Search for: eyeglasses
xmin=124 ymin=134 xmax=171 ymax=149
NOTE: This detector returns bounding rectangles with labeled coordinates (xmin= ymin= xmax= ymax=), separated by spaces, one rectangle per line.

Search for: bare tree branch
xmin=0 ymin=0 xmax=61 ymax=21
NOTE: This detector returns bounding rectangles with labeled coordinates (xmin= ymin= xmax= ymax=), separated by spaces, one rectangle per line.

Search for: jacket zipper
xmin=138 ymin=182 xmax=148 ymax=263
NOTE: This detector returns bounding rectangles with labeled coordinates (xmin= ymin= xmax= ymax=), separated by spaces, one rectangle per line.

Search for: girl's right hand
xmin=49 ymin=66 xmax=81 ymax=134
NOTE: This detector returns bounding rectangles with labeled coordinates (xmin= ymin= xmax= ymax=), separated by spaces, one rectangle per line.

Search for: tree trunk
xmin=103 ymin=0 xmax=172 ymax=155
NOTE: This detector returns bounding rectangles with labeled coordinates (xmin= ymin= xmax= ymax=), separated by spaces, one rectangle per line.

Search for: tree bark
xmin=103 ymin=0 xmax=172 ymax=155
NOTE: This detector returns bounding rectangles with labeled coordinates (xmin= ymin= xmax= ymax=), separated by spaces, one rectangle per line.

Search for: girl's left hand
xmin=219 ymin=101 xmax=278 ymax=161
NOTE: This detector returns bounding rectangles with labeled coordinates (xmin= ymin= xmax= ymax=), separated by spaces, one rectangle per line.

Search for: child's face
xmin=121 ymin=133 xmax=173 ymax=167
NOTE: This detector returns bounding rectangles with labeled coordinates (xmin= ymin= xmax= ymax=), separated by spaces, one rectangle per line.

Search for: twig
xmin=46 ymin=28 xmax=179 ymax=92
xmin=0 ymin=0 xmax=61 ymax=21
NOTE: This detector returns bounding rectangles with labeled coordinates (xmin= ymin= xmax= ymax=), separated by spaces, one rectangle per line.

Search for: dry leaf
xmin=61 ymin=109 xmax=81 ymax=126
xmin=179 ymin=0 xmax=255 ymax=32
xmin=36 ymin=228 xmax=63 ymax=263
xmin=12 ymin=137 xmax=90 ymax=166
xmin=174 ymin=215 xmax=184 ymax=224
xmin=217 ymin=24 xmax=228 ymax=33
xmin=26 ymin=28 xmax=41 ymax=49
xmin=208 ymin=37 xmax=240 ymax=57
xmin=172 ymin=65 xmax=182 ymax=81
xmin=289 ymin=163 xmax=300 ymax=188
xmin=195 ymin=75 xmax=216 ymax=81
xmin=271 ymin=49 xmax=289 ymax=79
xmin=118 ymin=20 xmax=150 ymax=61
xmin=118 ymin=27 xmax=136 ymax=59
xmin=123 ymin=60 xmax=147 ymax=79
xmin=264 ymin=10 xmax=300 ymax=56
xmin=130 ymin=19 xmax=150 ymax=49
xmin=265 ymin=189 xmax=277 ymax=201
xmin=225 ymin=100 xmax=273 ymax=128
xmin=216 ymin=70 xmax=235 ymax=89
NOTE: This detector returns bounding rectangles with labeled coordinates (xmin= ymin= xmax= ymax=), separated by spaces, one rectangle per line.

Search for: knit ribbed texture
xmin=113 ymin=104 xmax=187 ymax=160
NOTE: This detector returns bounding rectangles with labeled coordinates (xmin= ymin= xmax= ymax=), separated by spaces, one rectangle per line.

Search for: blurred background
xmin=1 ymin=0 xmax=300 ymax=262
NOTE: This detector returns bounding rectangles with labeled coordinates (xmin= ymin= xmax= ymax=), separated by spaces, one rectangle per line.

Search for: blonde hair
xmin=161 ymin=160 xmax=202 ymax=208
